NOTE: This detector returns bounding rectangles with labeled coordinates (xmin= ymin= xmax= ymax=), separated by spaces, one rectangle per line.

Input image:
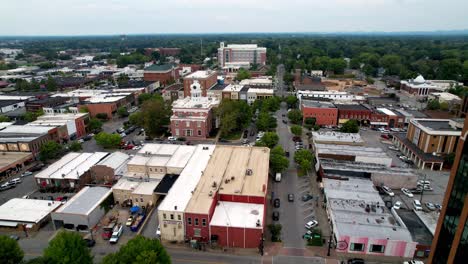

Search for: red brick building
xmin=301 ymin=101 xmax=338 ymax=126
xmin=143 ymin=64 xmax=179 ymax=85
xmin=170 ymin=81 xmax=219 ymax=139
xmin=183 ymin=70 xmax=218 ymax=97
xmin=335 ymin=104 xmax=373 ymax=125
xmin=80 ymin=95 xmax=131 ymax=119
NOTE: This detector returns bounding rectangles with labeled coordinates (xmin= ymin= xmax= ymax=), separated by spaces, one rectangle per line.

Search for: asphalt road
xmin=271 ymin=102 xmax=308 ymax=248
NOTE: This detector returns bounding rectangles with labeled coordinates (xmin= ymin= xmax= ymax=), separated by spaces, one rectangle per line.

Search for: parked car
xmin=29 ymin=163 xmax=45 ymax=172
xmin=380 ymin=134 xmax=390 ymax=140
xmin=435 ymin=203 xmax=442 ymax=210
xmin=305 ymin=220 xmax=318 ymax=229
xmin=9 ymin=235 xmax=20 ymax=241
xmin=393 ymin=201 xmax=402 ymax=210
xmin=425 ymin=202 xmax=436 ymax=211
xmin=417 ymin=180 xmax=431 ymax=185
xmin=375 ymin=186 xmax=386 ymax=195
xmin=282 ymin=120 xmax=287 ymax=124
xmin=273 ymin=198 xmax=280 ymax=208
xmin=382 ymin=186 xmax=394 ymax=196
xmin=84 ymin=238 xmax=96 ymax=247
xmin=388 ymin=146 xmax=399 ymax=151
xmin=243 ymin=130 xmax=248 ymax=138
xmin=219 ymin=138 xmax=228 ymax=142
xmin=348 ymin=258 xmax=365 ymax=264
xmin=168 ymin=136 xmax=178 ymax=141
xmin=292 ymin=136 xmax=301 ymax=142
xmin=401 ymin=188 xmax=414 ymax=197
xmin=302 ymin=194 xmax=313 ymax=202
xmin=272 ymin=211 xmax=280 ymax=221
xmin=126 ymin=216 xmax=134 ymax=226
xmin=109 ymin=224 xmax=123 ymax=244
xmin=413 ymin=200 xmax=423 ymax=211
xmin=288 ymin=194 xmax=294 ymax=202
xmin=156 ymin=224 xmax=161 ymax=237
xmin=21 ymin=171 xmax=33 ymax=177
xmin=242 ymin=139 xmax=249 ymax=144
xmin=285 ymin=151 xmax=290 ymax=157
xmin=403 ymin=260 xmax=424 ymax=264
xmin=9 ymin=178 xmax=22 ymax=185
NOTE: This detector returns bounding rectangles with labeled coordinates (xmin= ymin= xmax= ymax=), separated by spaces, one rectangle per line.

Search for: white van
xmin=275 ymin=173 xmax=282 ymax=182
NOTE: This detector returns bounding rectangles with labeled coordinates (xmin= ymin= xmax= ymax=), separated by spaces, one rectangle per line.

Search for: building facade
xmin=143 ymin=64 xmax=179 ymax=85
xmin=301 ymin=101 xmax=338 ymax=126
xmin=217 ymin=42 xmax=267 ymax=67
xmin=429 ymin=117 xmax=468 ymax=264
xmin=171 ymin=81 xmax=219 ymax=139
xmin=183 ymin=70 xmax=218 ymax=97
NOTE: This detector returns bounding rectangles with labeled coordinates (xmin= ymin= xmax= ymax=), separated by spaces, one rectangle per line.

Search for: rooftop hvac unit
xmin=209 ymin=191 xmax=213 ymax=197
xmin=246 ymin=169 xmax=253 ymax=176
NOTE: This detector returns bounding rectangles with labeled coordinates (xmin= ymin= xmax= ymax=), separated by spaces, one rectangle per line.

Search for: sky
xmin=1 ymin=0 xmax=468 ymax=36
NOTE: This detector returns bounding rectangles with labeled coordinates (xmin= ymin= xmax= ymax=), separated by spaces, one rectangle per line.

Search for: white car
xmin=413 ymin=200 xmax=423 ymax=211
xmin=382 ymin=186 xmax=394 ymax=197
xmin=168 ymin=136 xmax=177 ymax=141
xmin=305 ymin=220 xmax=318 ymax=229
xmin=393 ymin=201 xmax=402 ymax=210
xmin=388 ymin=146 xmax=399 ymax=151
xmin=417 ymin=180 xmax=431 ymax=186
xmin=120 ymin=132 xmax=126 ymax=137
xmin=401 ymin=188 xmax=414 ymax=198
xmin=404 ymin=261 xmax=424 ymax=264
xmin=156 ymin=224 xmax=161 ymax=237
xmin=21 ymin=171 xmax=33 ymax=177
xmin=132 ymin=145 xmax=142 ymax=150
xmin=109 ymin=224 xmax=123 ymax=244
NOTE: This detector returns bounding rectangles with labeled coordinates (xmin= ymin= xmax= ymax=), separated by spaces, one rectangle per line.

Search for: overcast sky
xmin=1 ymin=0 xmax=468 ymax=35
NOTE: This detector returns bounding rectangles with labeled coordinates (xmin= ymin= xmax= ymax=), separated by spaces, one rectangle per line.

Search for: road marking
xmin=174 ymin=258 xmax=227 ymax=264
xmin=304 ymin=213 xmax=314 ymax=219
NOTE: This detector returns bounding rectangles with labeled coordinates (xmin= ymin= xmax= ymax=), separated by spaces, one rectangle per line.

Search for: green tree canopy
xmin=256 ymin=112 xmax=277 ymax=131
xmin=129 ymin=112 xmax=143 ymax=126
xmin=46 ymin=76 xmax=58 ymax=91
xmin=294 ymin=149 xmax=314 ymax=173
xmin=303 ymin=117 xmax=316 ymax=130
xmin=102 ymin=235 xmax=170 ymax=264
xmin=95 ymin=132 xmax=122 ymax=148
xmin=260 ymin=132 xmax=279 ymax=148
xmin=141 ymin=97 xmax=172 ymax=137
xmin=216 ymin=100 xmax=252 ymax=137
xmin=0 ymin=115 xmax=10 ymax=122
xmin=340 ymin=120 xmax=359 ymax=133
xmin=43 ymin=231 xmax=92 ymax=264
xmin=39 ymin=141 xmax=64 ymax=162
xmin=236 ymin=68 xmax=251 ymax=81
xmin=290 ymin=125 xmax=302 ymax=136
xmin=88 ymin=118 xmax=103 ymax=132
xmin=69 ymin=141 xmax=82 ymax=152
xmin=287 ymin=109 xmax=303 ymax=125
xmin=427 ymin=99 xmax=441 ymax=110
xmin=0 ymin=235 xmax=24 ymax=264
xmin=117 ymin=106 xmax=129 ymax=117
xmin=23 ymin=110 xmax=44 ymax=122
xmin=285 ymin=96 xmax=298 ymax=109
xmin=269 ymin=146 xmax=289 ymax=173
xmin=138 ymin=93 xmax=153 ymax=104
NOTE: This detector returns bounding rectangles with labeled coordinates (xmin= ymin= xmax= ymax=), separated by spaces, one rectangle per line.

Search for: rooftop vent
xmin=246 ymin=169 xmax=253 ymax=176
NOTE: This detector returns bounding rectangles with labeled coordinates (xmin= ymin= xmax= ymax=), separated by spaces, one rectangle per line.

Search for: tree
xmin=261 ymin=97 xmax=281 ymax=112
xmin=138 ymin=93 xmax=154 ymax=104
xmin=256 ymin=111 xmax=277 ymax=131
xmin=39 ymin=141 xmax=64 ymax=162
xmin=23 ymin=110 xmax=44 ymax=122
xmin=340 ymin=120 xmax=359 ymax=133
xmin=117 ymin=106 xmax=129 ymax=118
xmin=236 ymin=68 xmax=251 ymax=81
xmin=46 ymin=76 xmax=58 ymax=91
xmin=24 ymin=257 xmax=53 ymax=264
xmin=328 ymin=58 xmax=347 ymax=74
xmin=260 ymin=132 xmax=279 ymax=148
xmin=69 ymin=141 xmax=82 ymax=151
xmin=151 ymin=51 xmax=161 ymax=62
xmin=140 ymin=97 xmax=172 ymax=137
xmin=117 ymin=74 xmax=130 ymax=87
xmin=95 ymin=132 xmax=122 ymax=149
xmin=96 ymin=113 xmax=109 ymax=120
xmin=268 ymin=224 xmax=282 ymax=242
xmin=303 ymin=117 xmax=316 ymax=130
xmin=15 ymin=79 xmax=30 ymax=91
xmin=0 ymin=235 xmax=24 ymax=264
xmin=270 ymin=146 xmax=289 ymax=173
xmin=427 ymin=99 xmax=441 ymax=110
xmin=287 ymin=109 xmax=303 ymax=125
xmin=290 ymin=125 xmax=302 ymax=136
xmin=79 ymin=106 xmax=89 ymax=113
xmin=43 ymin=231 xmax=92 ymax=264
xmin=285 ymin=96 xmax=298 ymax=109
xmin=102 ymin=235 xmax=170 ymax=264
xmin=294 ymin=149 xmax=314 ymax=173
xmin=0 ymin=115 xmax=10 ymax=122
xmin=440 ymin=101 xmax=449 ymax=111
xmin=88 ymin=118 xmax=103 ymax=132
xmin=129 ymin=112 xmax=143 ymax=126
xmin=216 ymin=100 xmax=252 ymax=137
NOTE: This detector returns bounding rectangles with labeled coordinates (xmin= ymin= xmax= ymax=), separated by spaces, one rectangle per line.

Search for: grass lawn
xmin=223 ymin=131 xmax=242 ymax=140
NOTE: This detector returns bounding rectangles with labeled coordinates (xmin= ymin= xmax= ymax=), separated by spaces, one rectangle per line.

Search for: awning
xmin=0 ymin=220 xmax=18 ymax=227
xmin=338 ymin=119 xmax=349 ymax=124
xmin=370 ymin=122 xmax=387 ymax=125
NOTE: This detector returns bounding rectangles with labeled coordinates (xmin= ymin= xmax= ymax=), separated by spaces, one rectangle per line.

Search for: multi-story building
xmin=335 ymin=104 xmax=373 ymax=126
xmin=400 ymin=75 xmax=463 ymax=97
xmin=25 ymin=97 xmax=69 ymax=112
xmin=297 ymin=90 xmax=365 ymax=104
xmin=0 ymin=100 xmax=26 ymax=114
xmin=161 ymin=83 xmax=184 ymax=102
xmin=28 ymin=110 xmax=89 ymax=139
xmin=301 ymin=101 xmax=338 ymax=126
xmin=0 ymin=125 xmax=59 ymax=155
xmin=79 ymin=94 xmax=132 ymax=119
xmin=429 ymin=117 xmax=468 ymax=263
xmin=217 ymin=42 xmax=267 ymax=68
xmin=143 ymin=64 xmax=179 ymax=85
xmin=183 ymin=70 xmax=217 ymax=97
xmin=393 ymin=118 xmax=463 ymax=170
xmin=171 ymin=81 xmax=219 ymax=139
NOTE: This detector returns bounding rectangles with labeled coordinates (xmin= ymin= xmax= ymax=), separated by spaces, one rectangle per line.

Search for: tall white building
xmin=217 ymin=42 xmax=267 ymax=68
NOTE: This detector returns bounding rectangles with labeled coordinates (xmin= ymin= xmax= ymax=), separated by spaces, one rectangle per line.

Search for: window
xmin=186 ymin=121 xmax=190 ymax=127
xmin=175 ymin=129 xmax=179 ymax=136
xmin=198 ymin=130 xmax=202 ymax=136
xmin=163 ymin=213 xmax=167 ymax=219
xmin=140 ymin=198 xmax=143 ymax=202
xmin=170 ymin=214 xmax=174 ymax=220
xmin=175 ymin=121 xmax=179 ymax=127
xmin=350 ymin=243 xmax=365 ymax=251
xmin=370 ymin=244 xmax=385 ymax=253
xmin=188 ymin=217 xmax=192 ymax=225
xmin=197 ymin=121 xmax=201 ymax=128
xmin=195 ymin=218 xmax=199 ymax=226
xmin=178 ymin=215 xmax=181 ymax=221
xmin=202 ymin=218 xmax=206 ymax=226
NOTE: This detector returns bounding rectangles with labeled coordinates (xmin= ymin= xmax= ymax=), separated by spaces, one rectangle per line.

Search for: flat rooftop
xmin=376 ymin=107 xmax=397 ymax=116
xmin=223 ymin=84 xmax=244 ymax=92
xmin=320 ymin=159 xmax=416 ymax=177
xmin=302 ymin=100 xmax=336 ymax=109
xmin=0 ymin=198 xmax=61 ymax=224
xmin=334 ymin=104 xmax=369 ymax=111
xmin=185 ymin=146 xmax=269 ymax=214
xmin=132 ymin=144 xmax=197 ymax=170
xmin=163 ymin=83 xmax=183 ymax=91
xmin=0 ymin=125 xmax=54 ymax=134
xmin=210 ymin=201 xmax=264 ymax=229
xmin=35 ymin=152 xmax=109 ymax=180
xmin=54 ymin=187 xmax=112 ymax=215
xmin=185 ymin=70 xmax=215 ymax=79
xmin=0 ymin=152 xmax=33 ymax=171
xmin=324 ymin=178 xmax=413 ymax=242
xmin=315 ymin=144 xmax=389 ymax=159
xmin=171 ymin=96 xmax=219 ymax=109
xmin=412 ymin=119 xmax=462 ymax=132
xmin=158 ymin=145 xmax=216 ymax=213
xmin=312 ymin=131 xmax=364 ymax=144
xmin=132 ymin=180 xmax=161 ymax=195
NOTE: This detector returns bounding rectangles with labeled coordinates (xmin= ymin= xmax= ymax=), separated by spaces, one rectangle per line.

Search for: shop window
xmin=350 ymin=243 xmax=365 ymax=251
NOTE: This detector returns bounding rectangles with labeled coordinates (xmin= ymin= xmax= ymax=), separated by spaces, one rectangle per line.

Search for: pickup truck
xmin=109 ymin=224 xmax=123 ymax=244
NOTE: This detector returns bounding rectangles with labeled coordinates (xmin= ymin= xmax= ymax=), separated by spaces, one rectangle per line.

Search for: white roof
xmin=0 ymin=198 xmax=61 ymax=224
xmin=431 ymin=92 xmax=461 ymax=101
xmin=54 ymin=187 xmax=112 ymax=216
xmin=158 ymin=144 xmax=216 ymax=212
xmin=138 ymin=144 xmax=179 ymax=156
xmin=414 ymin=75 xmax=426 ymax=84
xmin=171 ymin=95 xmax=219 ymax=109
xmin=247 ymin=88 xmax=274 ymax=94
xmin=165 ymin=145 xmax=197 ymax=169
xmin=96 ymin=152 xmax=130 ymax=170
xmin=223 ymin=84 xmax=244 ymax=92
xmin=210 ymin=201 xmax=264 ymax=229
xmin=37 ymin=113 xmax=88 ymax=121
xmin=312 ymin=131 xmax=364 ymax=144
xmin=377 ymin=107 xmax=397 ymax=116
xmin=186 ymin=70 xmax=215 ymax=79
xmin=86 ymin=95 xmax=126 ymax=103
xmin=112 ymin=178 xmax=140 ymax=191
xmin=133 ymin=180 xmax=161 ymax=195
xmin=35 ymin=152 xmax=108 ymax=180
xmin=148 ymin=156 xmax=171 ymax=167
xmin=0 ymin=125 xmax=54 ymax=134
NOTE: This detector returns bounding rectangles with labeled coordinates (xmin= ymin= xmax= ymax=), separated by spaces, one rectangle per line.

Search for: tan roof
xmin=185 ymin=146 xmax=269 ymax=214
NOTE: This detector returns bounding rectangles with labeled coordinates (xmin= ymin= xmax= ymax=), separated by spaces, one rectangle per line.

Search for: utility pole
xmin=419 ymin=173 xmax=426 ymax=203
xmin=327 ymin=232 xmax=333 ymax=256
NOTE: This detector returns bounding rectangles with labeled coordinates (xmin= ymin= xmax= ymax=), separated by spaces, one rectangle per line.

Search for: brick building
xmin=0 ymin=125 xmax=59 ymax=156
xmin=183 ymin=70 xmax=218 ymax=97
xmin=161 ymin=83 xmax=184 ymax=102
xmin=217 ymin=42 xmax=267 ymax=67
xmin=143 ymin=64 xmax=179 ymax=85
xmin=79 ymin=94 xmax=131 ymax=119
xmin=335 ymin=104 xmax=373 ymax=125
xmin=301 ymin=101 xmax=338 ymax=126
xmin=25 ymin=97 xmax=69 ymax=112
xmin=170 ymin=81 xmax=219 ymax=139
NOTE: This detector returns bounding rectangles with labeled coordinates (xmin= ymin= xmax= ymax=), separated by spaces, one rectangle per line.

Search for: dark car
xmin=84 ymin=238 xmax=96 ymax=247
xmin=302 ymin=194 xmax=313 ymax=202
xmin=285 ymin=151 xmax=290 ymax=157
xmin=292 ymin=136 xmax=302 ymax=142
xmin=347 ymin=258 xmax=365 ymax=264
xmin=250 ymin=130 xmax=255 ymax=136
xmin=282 ymin=120 xmax=287 ymax=124
xmin=288 ymin=194 xmax=294 ymax=202
xmin=219 ymin=138 xmax=229 ymax=143
xmin=29 ymin=163 xmax=45 ymax=172
xmin=273 ymin=198 xmax=280 ymax=208
xmin=243 ymin=130 xmax=248 ymax=138
xmin=272 ymin=211 xmax=279 ymax=221
xmin=375 ymin=186 xmax=386 ymax=195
